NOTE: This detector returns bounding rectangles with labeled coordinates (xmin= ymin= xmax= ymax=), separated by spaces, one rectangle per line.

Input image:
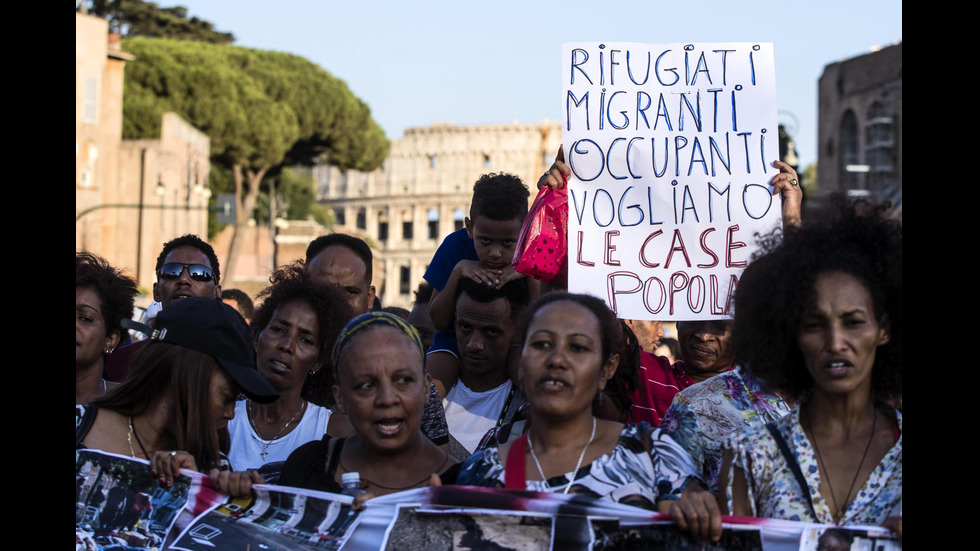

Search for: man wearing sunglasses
xmin=153 ymin=236 xmax=222 ymax=308
xmin=104 ymin=235 xmax=222 ymax=382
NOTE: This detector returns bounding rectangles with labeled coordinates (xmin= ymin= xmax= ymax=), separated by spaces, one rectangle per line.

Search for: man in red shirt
xmin=630 ymin=320 xmax=735 ymax=426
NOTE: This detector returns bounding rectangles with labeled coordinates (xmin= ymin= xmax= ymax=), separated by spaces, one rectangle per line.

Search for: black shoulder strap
xmin=76 ymin=405 xmax=98 ymax=449
xmin=765 ymin=422 xmax=816 ymax=518
xmin=325 ymin=437 xmax=345 ymax=478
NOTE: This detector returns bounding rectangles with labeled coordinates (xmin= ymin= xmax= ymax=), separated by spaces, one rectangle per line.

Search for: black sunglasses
xmin=158 ymin=262 xmax=216 ymax=283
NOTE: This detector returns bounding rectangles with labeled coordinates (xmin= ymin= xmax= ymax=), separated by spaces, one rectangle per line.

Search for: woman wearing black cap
xmin=75 ymin=297 xmax=279 ymax=484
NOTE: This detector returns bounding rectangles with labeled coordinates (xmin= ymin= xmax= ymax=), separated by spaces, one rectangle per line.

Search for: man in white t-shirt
xmin=443 ymin=278 xmax=529 ymax=461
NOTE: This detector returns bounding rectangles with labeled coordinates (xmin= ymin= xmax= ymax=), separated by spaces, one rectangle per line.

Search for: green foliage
xmin=121 ymin=37 xmax=389 ymax=175
xmin=79 ymin=0 xmax=235 ymax=43
xmin=255 ymin=168 xmax=334 ymax=227
xmin=802 ymin=163 xmax=817 ymax=197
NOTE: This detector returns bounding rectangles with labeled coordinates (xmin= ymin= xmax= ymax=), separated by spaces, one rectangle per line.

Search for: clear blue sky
xmin=175 ymin=0 xmax=901 ymax=169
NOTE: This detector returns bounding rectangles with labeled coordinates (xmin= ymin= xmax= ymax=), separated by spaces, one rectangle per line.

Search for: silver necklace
xmin=247 ymin=400 xmax=307 ymax=461
xmin=527 ymin=417 xmax=596 ymax=494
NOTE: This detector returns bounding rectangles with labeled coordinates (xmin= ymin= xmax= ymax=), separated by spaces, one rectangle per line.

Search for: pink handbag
xmin=512 ymin=184 xmax=568 ymax=286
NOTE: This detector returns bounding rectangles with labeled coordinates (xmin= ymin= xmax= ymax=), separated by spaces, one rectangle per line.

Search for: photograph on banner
xmin=76 ymin=449 xmax=191 ymax=550
xmin=170 ymin=484 xmax=360 ymax=551
xmin=591 ymin=518 xmax=763 ymax=550
xmin=562 ymin=42 xmax=782 ymax=320
xmin=799 ymin=526 xmax=901 ymax=551
xmin=383 ymin=505 xmax=554 ymax=550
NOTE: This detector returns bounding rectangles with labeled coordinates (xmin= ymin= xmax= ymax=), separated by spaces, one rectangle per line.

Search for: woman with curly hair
xmin=226 ymin=263 xmax=356 ymax=476
xmin=76 ymin=252 xmax=139 ymax=404
xmin=718 ymin=197 xmax=901 ymax=540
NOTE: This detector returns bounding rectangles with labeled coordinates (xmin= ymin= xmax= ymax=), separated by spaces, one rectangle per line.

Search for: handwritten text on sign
xmin=562 ymin=42 xmax=781 ymax=320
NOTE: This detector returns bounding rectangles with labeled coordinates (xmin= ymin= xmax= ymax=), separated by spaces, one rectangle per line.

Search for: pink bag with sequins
xmin=512 ymin=185 xmax=568 ymax=286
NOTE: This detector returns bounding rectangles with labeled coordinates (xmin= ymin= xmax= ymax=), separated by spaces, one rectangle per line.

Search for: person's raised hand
xmin=770 ymin=160 xmax=802 ymax=229
xmin=537 ymin=145 xmax=570 ymax=190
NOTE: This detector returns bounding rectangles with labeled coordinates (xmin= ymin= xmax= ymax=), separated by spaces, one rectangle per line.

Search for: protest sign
xmin=562 ymin=42 xmax=782 ymax=320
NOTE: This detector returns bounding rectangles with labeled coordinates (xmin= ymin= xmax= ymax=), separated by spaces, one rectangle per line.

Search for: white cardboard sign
xmin=562 ymin=42 xmax=781 ymax=320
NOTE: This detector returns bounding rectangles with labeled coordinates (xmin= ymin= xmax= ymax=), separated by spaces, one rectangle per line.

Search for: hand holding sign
xmin=537 ymin=145 xmax=571 ymax=191
xmin=769 ymin=160 xmax=802 ymax=229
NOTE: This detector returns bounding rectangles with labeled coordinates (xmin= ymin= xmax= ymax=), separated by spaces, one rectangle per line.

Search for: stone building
xmin=117 ymin=114 xmax=211 ymax=290
xmin=307 ymin=121 xmax=562 ymax=309
xmin=76 ymin=12 xmax=211 ymax=292
xmin=76 ymin=13 xmax=133 ymax=266
xmin=817 ymin=42 xmax=902 ymax=212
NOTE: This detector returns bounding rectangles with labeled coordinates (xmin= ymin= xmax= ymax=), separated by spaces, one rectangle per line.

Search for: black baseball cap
xmin=124 ymin=297 xmax=279 ymax=403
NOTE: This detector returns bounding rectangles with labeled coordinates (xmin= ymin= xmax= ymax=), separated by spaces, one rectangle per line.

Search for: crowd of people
xmin=76 ymin=151 xmax=901 ymax=545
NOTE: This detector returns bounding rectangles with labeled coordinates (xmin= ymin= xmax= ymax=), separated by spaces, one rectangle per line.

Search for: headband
xmin=331 ymin=311 xmax=425 ymax=380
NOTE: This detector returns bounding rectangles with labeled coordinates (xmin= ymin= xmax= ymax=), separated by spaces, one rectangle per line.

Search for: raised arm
xmin=769 ymin=160 xmax=803 ymax=229
xmin=537 ymin=145 xmax=571 ymax=190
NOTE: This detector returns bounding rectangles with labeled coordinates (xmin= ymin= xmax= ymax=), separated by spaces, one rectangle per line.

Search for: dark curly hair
xmin=413 ymin=281 xmax=434 ymax=305
xmin=155 ymin=234 xmax=221 ymax=283
xmin=469 ymin=172 xmax=530 ymax=221
xmin=608 ymin=320 xmax=641 ymax=421
xmin=520 ymin=292 xmax=628 ymax=394
xmin=76 ymin=252 xmax=139 ymax=339
xmin=252 ymin=262 xmax=354 ymax=407
xmin=732 ymin=195 xmax=902 ymax=403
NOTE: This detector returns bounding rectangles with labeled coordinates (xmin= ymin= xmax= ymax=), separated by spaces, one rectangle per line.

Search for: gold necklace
xmin=247 ymin=400 xmax=307 ymax=461
xmin=806 ymin=404 xmax=877 ymax=524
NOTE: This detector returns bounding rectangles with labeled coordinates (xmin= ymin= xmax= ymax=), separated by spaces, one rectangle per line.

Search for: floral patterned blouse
xmin=660 ymin=366 xmax=791 ymax=494
xmin=456 ymin=424 xmax=698 ymax=511
xmin=723 ymin=403 xmax=902 ymax=525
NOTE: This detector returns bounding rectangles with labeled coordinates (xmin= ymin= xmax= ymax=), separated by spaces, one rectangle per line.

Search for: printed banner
xmin=75 ymin=450 xmax=900 ymax=550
